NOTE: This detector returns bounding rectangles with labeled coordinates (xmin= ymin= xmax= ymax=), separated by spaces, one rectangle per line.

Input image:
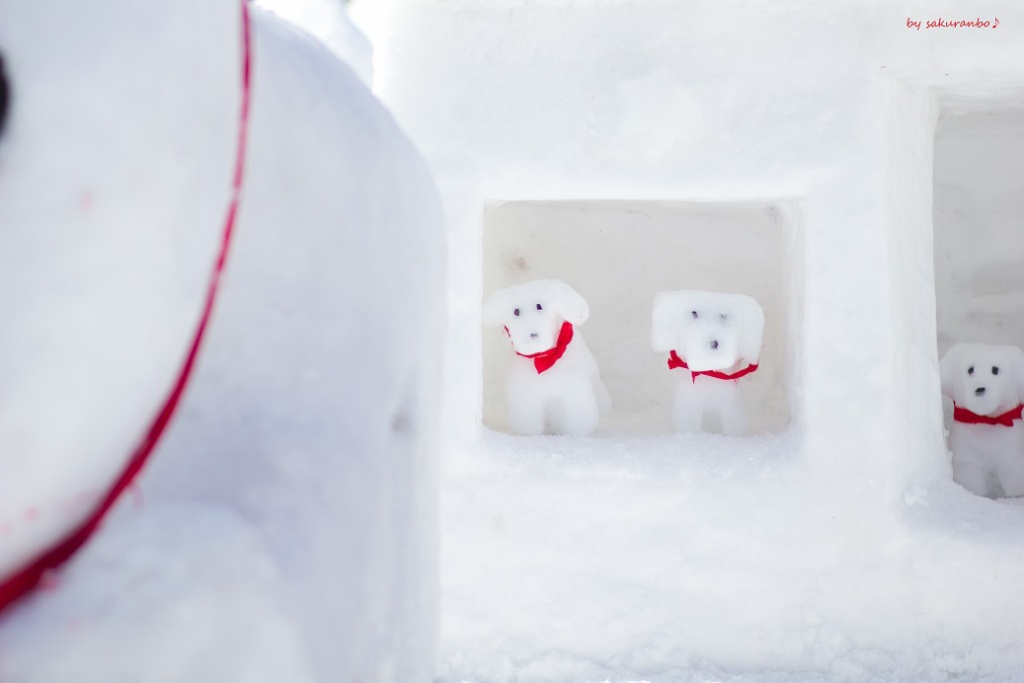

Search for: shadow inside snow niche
xmin=473 ymin=424 xmax=803 ymax=478
xmin=0 ymin=50 xmax=8 ymax=139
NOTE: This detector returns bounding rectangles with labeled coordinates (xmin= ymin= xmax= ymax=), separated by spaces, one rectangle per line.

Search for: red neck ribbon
xmin=0 ymin=0 xmax=253 ymax=617
xmin=953 ymin=403 xmax=1024 ymax=427
xmin=514 ymin=321 xmax=574 ymax=374
xmin=667 ymin=350 xmax=758 ymax=383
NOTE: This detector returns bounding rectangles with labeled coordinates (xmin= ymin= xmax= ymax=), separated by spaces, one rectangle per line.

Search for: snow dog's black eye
xmin=0 ymin=51 xmax=9 ymax=140
xmin=967 ymin=366 xmax=974 ymax=375
xmin=536 ymin=304 xmax=543 ymax=311
xmin=992 ymin=366 xmax=999 ymax=375
xmin=513 ymin=308 xmax=520 ymax=317
xmin=691 ymin=311 xmax=699 ymax=319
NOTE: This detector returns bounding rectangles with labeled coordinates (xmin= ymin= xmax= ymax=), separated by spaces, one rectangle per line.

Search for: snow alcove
xmin=482 ymin=199 xmax=800 ymax=435
xmin=932 ymin=101 xmax=1024 ymax=496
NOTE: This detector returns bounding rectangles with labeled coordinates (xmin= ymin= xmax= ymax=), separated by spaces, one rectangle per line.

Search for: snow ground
xmin=439 ymin=428 xmax=1024 ymax=682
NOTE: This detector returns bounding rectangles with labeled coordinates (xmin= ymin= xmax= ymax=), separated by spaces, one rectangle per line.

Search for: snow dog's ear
xmin=548 ymin=280 xmax=589 ymax=326
xmin=734 ymin=295 xmax=765 ymax=364
xmin=651 ymin=292 xmax=687 ymax=353
xmin=939 ymin=344 xmax=963 ymax=400
xmin=482 ymin=287 xmax=511 ymax=328
xmin=0 ymin=51 xmax=9 ymax=139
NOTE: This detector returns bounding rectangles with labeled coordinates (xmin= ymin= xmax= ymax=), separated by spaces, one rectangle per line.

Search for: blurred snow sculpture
xmin=652 ymin=290 xmax=764 ymax=435
xmin=0 ymin=51 xmax=8 ymax=138
xmin=0 ymin=1 xmax=442 ymax=681
xmin=483 ymin=279 xmax=610 ymax=435
xmin=940 ymin=343 xmax=1024 ymax=498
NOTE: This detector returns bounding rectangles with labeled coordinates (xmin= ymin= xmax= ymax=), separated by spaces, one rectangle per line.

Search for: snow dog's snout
xmin=940 ymin=343 xmax=1024 ymax=417
xmin=0 ymin=50 xmax=9 ymax=139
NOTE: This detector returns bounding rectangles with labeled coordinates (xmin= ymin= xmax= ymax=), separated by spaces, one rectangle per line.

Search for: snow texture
xmin=651 ymin=291 xmax=765 ymax=436
xmin=939 ymin=343 xmax=1024 ymax=498
xmin=0 ymin=1 xmax=443 ymax=681
xmin=363 ymin=0 xmax=1024 ymax=679
xmin=484 ymin=279 xmax=610 ymax=435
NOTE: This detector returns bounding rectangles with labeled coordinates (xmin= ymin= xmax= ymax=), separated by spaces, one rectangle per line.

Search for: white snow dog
xmin=652 ymin=290 xmax=764 ymax=436
xmin=484 ymin=279 xmax=610 ymax=435
xmin=940 ymin=343 xmax=1024 ymax=498
xmin=0 ymin=1 xmax=441 ymax=679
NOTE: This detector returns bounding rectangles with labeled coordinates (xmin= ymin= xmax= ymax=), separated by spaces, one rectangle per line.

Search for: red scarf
xmin=667 ymin=350 xmax=758 ymax=383
xmin=0 ymin=0 xmax=253 ymax=617
xmin=509 ymin=321 xmax=574 ymax=374
xmin=953 ymin=403 xmax=1024 ymax=427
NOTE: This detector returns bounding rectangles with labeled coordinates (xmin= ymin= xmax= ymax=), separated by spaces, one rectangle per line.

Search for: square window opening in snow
xmin=934 ymin=108 xmax=1024 ymax=451
xmin=481 ymin=199 xmax=801 ymax=436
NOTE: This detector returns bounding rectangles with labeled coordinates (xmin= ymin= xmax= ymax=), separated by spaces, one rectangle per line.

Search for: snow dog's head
xmin=0 ymin=0 xmax=244 ymax=473
xmin=483 ymin=279 xmax=589 ymax=356
xmin=940 ymin=343 xmax=1024 ymax=416
xmin=651 ymin=290 xmax=764 ymax=372
xmin=0 ymin=0 xmax=254 ymax=606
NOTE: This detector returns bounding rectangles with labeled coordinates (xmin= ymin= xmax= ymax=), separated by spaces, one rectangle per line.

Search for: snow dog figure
xmin=484 ymin=279 xmax=610 ymax=435
xmin=652 ymin=290 xmax=764 ymax=436
xmin=940 ymin=343 xmax=1024 ymax=498
xmin=0 ymin=1 xmax=442 ymax=681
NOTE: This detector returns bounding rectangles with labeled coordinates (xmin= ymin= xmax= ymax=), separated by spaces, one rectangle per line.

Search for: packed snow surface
xmin=439 ymin=429 xmax=1024 ymax=682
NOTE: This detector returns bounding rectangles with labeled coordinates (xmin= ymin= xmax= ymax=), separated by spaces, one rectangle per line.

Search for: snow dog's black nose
xmin=0 ymin=50 xmax=9 ymax=139
xmin=975 ymin=387 xmax=987 ymax=396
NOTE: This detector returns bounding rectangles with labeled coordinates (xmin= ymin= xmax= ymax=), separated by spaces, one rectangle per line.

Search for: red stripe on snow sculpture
xmin=513 ymin=321 xmax=575 ymax=374
xmin=667 ymin=351 xmax=759 ymax=383
xmin=953 ymin=403 xmax=1024 ymax=427
xmin=0 ymin=0 xmax=253 ymax=617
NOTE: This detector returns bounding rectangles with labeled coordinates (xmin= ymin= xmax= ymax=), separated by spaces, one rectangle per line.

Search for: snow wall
xmin=359 ymin=0 xmax=1024 ymax=679
xmin=0 ymin=1 xmax=443 ymax=682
